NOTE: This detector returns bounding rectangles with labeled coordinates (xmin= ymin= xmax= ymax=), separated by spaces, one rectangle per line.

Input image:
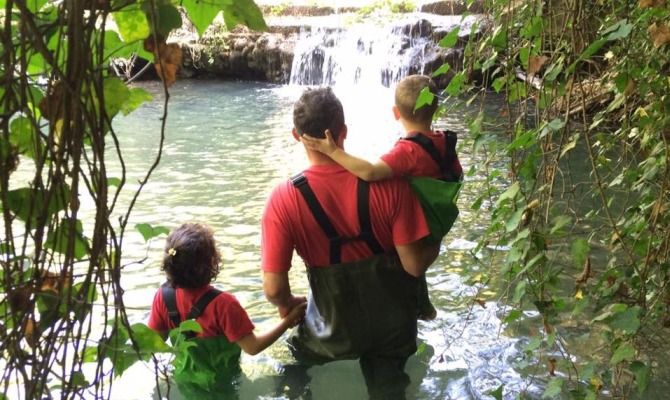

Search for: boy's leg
xmin=417 ymin=274 xmax=437 ymax=321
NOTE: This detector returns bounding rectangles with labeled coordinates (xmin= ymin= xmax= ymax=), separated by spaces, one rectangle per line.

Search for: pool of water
xmin=99 ymin=79 xmax=531 ymax=399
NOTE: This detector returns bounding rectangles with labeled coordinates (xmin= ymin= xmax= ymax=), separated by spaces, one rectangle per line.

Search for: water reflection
xmin=107 ymin=80 xmax=520 ymax=399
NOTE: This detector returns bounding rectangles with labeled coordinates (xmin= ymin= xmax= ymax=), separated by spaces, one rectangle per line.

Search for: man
xmin=261 ymin=87 xmax=439 ymax=399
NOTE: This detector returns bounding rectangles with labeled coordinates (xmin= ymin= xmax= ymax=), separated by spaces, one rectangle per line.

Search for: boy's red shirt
xmin=381 ymin=131 xmax=463 ymax=179
xmin=148 ymin=284 xmax=254 ymax=342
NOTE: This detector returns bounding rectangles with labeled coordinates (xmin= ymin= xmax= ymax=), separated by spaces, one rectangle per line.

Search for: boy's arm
xmin=301 ymin=130 xmax=393 ymax=182
xmin=234 ymin=300 xmax=306 ymax=355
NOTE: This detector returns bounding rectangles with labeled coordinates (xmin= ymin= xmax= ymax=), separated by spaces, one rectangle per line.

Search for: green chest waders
xmin=403 ymin=131 xmax=463 ymax=243
xmin=287 ymin=174 xmax=419 ymax=363
xmin=161 ymin=284 xmax=242 ymax=399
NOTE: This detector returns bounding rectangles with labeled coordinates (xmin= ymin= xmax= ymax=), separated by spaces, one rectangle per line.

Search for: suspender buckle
xmin=290 ymin=173 xmax=307 ymax=187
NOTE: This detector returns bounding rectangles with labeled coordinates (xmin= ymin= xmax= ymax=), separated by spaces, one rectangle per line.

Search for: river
xmin=102 ymin=79 xmax=536 ymax=400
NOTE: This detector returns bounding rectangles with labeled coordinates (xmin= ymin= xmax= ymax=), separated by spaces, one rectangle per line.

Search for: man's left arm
xmin=263 ymin=271 xmax=306 ymax=317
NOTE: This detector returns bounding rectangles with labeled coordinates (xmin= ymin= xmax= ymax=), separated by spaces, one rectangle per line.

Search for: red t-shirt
xmin=381 ymin=131 xmax=463 ymax=179
xmin=261 ymin=164 xmax=429 ymax=271
xmin=148 ymin=284 xmax=255 ymax=342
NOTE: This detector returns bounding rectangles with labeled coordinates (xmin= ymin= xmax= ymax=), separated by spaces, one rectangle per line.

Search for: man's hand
xmin=301 ymin=129 xmax=338 ymax=156
xmin=278 ymin=295 xmax=307 ymax=319
xmin=282 ymin=298 xmax=307 ymax=325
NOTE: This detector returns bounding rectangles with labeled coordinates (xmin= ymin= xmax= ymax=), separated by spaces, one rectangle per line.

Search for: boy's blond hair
xmin=394 ymin=75 xmax=438 ymax=126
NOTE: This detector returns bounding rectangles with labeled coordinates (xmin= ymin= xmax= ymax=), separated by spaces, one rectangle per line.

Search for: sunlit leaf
xmin=550 ymin=215 xmax=572 ymax=234
xmin=445 ymin=72 xmax=466 ymax=96
xmin=604 ymin=20 xmax=633 ymax=41
xmin=542 ymin=377 xmax=563 ymax=398
xmin=486 ymin=384 xmax=504 ymax=400
xmin=431 ymin=63 xmax=450 ymax=77
xmin=130 ymin=323 xmax=171 ymax=354
xmin=496 ymin=182 xmax=520 ymax=206
xmin=521 ymin=16 xmax=543 ymax=39
xmin=439 ymin=27 xmax=460 ymax=48
xmin=609 ymin=306 xmax=640 ymax=334
xmin=7 ymin=185 xmax=69 ymax=225
xmin=414 ymin=87 xmax=435 ymax=112
xmin=630 ymin=361 xmax=650 ymax=394
xmin=121 ymin=87 xmax=153 ymax=115
xmin=570 ymin=238 xmax=589 ymax=268
xmin=45 ymin=218 xmax=89 ymax=260
xmin=610 ymin=342 xmax=635 ymax=365
xmin=9 ymin=117 xmax=42 ymax=160
xmin=113 ymin=9 xmax=150 ymax=43
xmin=226 ymin=0 xmax=266 ymax=31
xmin=182 ymin=0 xmax=221 ymax=36
xmin=155 ymin=3 xmax=183 ymax=36
xmin=135 ymin=223 xmax=170 ymax=242
xmin=505 ymin=208 xmax=525 ymax=232
xmin=70 ymin=371 xmax=88 ymax=388
xmin=102 ymin=30 xmax=136 ymax=61
xmin=103 ymin=77 xmax=130 ymax=118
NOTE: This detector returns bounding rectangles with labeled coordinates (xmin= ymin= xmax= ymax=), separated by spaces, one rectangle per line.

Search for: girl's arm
xmin=234 ymin=300 xmax=306 ymax=355
xmin=301 ymin=130 xmax=393 ymax=182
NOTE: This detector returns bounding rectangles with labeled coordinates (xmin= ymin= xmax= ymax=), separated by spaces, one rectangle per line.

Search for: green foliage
xmin=135 ymin=223 xmax=170 ymax=242
xmin=1 ymin=0 xmax=266 ymax=397
xmin=440 ymin=0 xmax=670 ymax=397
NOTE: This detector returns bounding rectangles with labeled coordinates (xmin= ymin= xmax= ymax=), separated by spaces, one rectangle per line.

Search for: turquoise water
xmin=107 ymin=80 xmax=528 ymax=400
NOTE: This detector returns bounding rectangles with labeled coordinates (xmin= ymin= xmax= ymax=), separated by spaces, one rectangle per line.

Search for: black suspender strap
xmin=161 ymin=282 xmax=181 ymax=329
xmin=186 ymin=288 xmax=222 ymax=320
xmin=160 ymin=283 xmax=222 ymax=338
xmin=404 ymin=133 xmax=443 ymax=174
xmin=290 ymin=173 xmax=384 ymax=264
xmin=404 ymin=131 xmax=461 ymax=182
xmin=356 ymin=180 xmax=384 ymax=254
xmin=291 ymin=173 xmax=344 ymax=264
xmin=442 ymin=130 xmax=461 ymax=182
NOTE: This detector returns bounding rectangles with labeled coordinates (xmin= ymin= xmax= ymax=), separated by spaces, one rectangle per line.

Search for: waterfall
xmin=289 ymin=18 xmax=439 ymax=87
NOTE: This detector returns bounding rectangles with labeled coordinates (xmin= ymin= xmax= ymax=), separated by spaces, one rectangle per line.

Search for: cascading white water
xmin=289 ymin=19 xmax=436 ymax=87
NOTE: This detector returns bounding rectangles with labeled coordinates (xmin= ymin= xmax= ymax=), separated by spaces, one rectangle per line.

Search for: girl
xmin=148 ymin=223 xmax=306 ymax=397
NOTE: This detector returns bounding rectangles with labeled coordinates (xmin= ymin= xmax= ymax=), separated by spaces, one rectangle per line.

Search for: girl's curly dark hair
xmin=162 ymin=223 xmax=221 ymax=288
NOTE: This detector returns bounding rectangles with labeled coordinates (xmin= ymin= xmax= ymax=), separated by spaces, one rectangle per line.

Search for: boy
xmin=301 ymin=75 xmax=463 ymax=320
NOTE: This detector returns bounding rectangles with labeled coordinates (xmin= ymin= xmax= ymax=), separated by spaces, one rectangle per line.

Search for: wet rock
xmin=420 ymin=0 xmax=485 ymax=15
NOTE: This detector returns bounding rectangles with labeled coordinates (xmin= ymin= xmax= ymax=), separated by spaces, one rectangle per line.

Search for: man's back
xmin=261 ymin=164 xmax=428 ymax=271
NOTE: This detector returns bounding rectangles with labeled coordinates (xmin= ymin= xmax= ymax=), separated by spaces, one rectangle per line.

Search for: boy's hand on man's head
xmin=301 ymin=129 xmax=338 ymax=156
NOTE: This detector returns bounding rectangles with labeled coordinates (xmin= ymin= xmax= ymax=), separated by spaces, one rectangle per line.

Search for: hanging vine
xmin=0 ymin=0 xmax=265 ymax=398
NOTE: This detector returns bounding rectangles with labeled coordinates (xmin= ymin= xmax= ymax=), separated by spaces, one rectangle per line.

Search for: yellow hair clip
xmin=167 ymin=248 xmax=177 ymax=256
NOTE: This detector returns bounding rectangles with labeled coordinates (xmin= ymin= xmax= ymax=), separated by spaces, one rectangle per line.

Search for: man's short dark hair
xmin=293 ymin=87 xmax=345 ymax=141
xmin=395 ymin=75 xmax=438 ymax=125
xmin=162 ymin=223 xmax=221 ymax=288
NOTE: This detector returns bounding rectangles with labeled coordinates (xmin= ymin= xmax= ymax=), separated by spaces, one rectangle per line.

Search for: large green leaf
xmin=438 ymin=27 xmax=460 ymax=48
xmin=570 ymin=238 xmax=589 ymax=269
xmin=135 ymin=223 xmax=170 ymax=242
xmin=182 ymin=0 xmax=223 ymax=36
xmin=610 ymin=342 xmax=635 ymax=365
xmin=113 ymin=9 xmax=150 ymax=43
xmin=414 ymin=87 xmax=434 ymax=112
xmin=155 ymin=3 xmax=183 ymax=36
xmin=609 ymin=306 xmax=640 ymax=335
xmin=6 ymin=185 xmax=69 ymax=225
xmin=630 ymin=361 xmax=650 ymax=394
xmin=102 ymin=30 xmax=137 ymax=61
xmin=9 ymin=117 xmax=43 ymax=160
xmin=229 ymin=0 xmax=266 ymax=31
xmin=130 ymin=323 xmax=171 ymax=353
xmin=103 ymin=77 xmax=131 ymax=119
xmin=44 ymin=218 xmax=89 ymax=260
xmin=542 ymin=378 xmax=563 ymax=398
xmin=121 ymin=87 xmax=153 ymax=115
